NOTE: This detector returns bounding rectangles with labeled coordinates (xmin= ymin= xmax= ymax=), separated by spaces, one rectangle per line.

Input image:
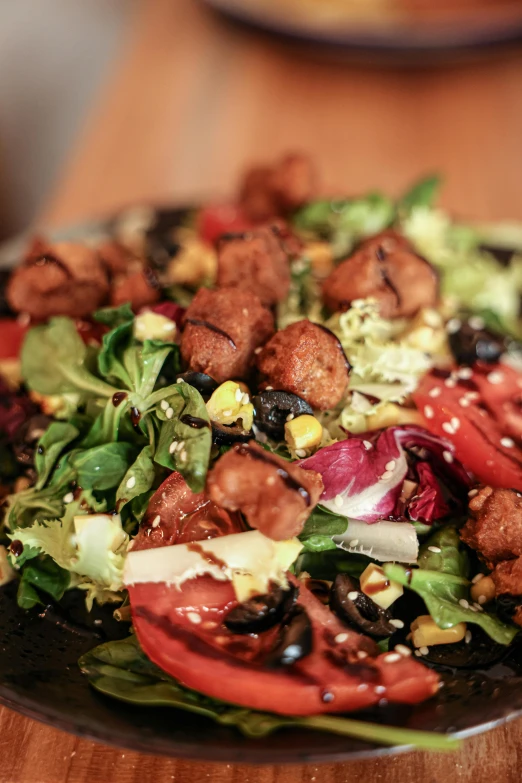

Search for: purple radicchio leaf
xmin=299 ymin=425 xmax=471 ymax=525
xmin=408 ymin=461 xmax=450 ymax=523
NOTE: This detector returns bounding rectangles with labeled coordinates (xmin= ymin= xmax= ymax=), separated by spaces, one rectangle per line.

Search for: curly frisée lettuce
xmin=9 ymin=505 xmax=129 ymax=608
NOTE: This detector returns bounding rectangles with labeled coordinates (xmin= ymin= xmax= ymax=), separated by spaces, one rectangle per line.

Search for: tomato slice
xmin=414 ymin=365 xmax=522 ymax=490
xmin=197 ymin=203 xmax=254 ymax=245
xmin=129 ymin=576 xmax=438 ymax=716
xmin=0 ymin=319 xmax=28 ymax=360
xmin=132 ymin=471 xmax=244 ymax=551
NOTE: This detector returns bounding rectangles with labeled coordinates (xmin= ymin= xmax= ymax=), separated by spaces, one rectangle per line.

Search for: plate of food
xmin=1 ymin=153 xmax=522 ymax=763
xmin=202 ymin=0 xmax=522 ymax=54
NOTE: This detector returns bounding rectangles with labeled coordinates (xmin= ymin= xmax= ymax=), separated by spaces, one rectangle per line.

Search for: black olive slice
xmin=211 ymin=421 xmax=253 ymax=446
xmin=224 ymin=584 xmax=298 ymax=634
xmin=264 ymin=605 xmax=313 ymax=668
xmin=177 ymin=372 xmax=219 ymax=398
xmin=496 ymin=594 xmax=522 ymax=625
xmin=448 ymin=321 xmax=504 ymax=366
xmin=253 ymin=390 xmax=313 ymax=440
xmin=395 ymin=626 xmax=508 ymax=670
xmin=330 ymin=574 xmax=396 ymax=638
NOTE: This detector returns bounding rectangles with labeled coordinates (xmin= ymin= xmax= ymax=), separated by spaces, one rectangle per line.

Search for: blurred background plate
xmin=201 ymin=0 xmax=522 ymax=55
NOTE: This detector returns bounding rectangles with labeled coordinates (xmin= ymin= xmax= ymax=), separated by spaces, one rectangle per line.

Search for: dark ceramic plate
xmin=1 ymin=216 xmax=522 ymax=763
xmin=201 ymin=0 xmax=522 ymax=57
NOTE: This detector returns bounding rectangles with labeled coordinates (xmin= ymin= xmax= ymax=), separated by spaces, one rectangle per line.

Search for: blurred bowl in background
xmin=201 ymin=0 xmax=522 ymax=57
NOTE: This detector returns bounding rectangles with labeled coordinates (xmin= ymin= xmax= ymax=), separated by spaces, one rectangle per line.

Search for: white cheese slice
xmin=123 ymin=530 xmax=302 ymax=597
xmin=333 ymin=518 xmax=418 ymax=564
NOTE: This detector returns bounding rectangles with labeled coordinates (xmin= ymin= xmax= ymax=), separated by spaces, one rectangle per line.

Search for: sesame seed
xmin=446 ymin=318 xmax=461 ymax=334
xmin=295 ymin=449 xmax=307 ymax=458
xmin=223 ymin=409 xmax=233 ymax=417
xmin=286 ymin=413 xmax=295 ymax=422
xmin=459 ymin=397 xmax=470 ymax=408
xmin=385 ymin=460 xmax=396 ymax=471
xmin=394 ymin=644 xmax=411 ymax=657
xmin=169 ymin=441 xmax=178 ymax=454
xmin=465 ymin=630 xmax=472 ymax=644
xmin=414 ymin=650 xmax=422 ymax=657
xmin=363 ymin=440 xmax=372 ymax=450
xmin=241 ymin=393 xmax=250 ymax=405
xmin=477 ymin=595 xmax=487 ymax=605
xmin=166 ymin=407 xmax=174 ymax=419
xmin=445 ymin=378 xmax=457 ymax=388
xmin=349 ymin=539 xmax=359 ymax=547
xmin=335 ymin=633 xmax=349 ymax=643
xmin=375 ymin=685 xmax=386 ymax=694
xmin=160 ymin=400 xmax=169 ymax=411
xmin=501 ymin=437 xmax=515 ymax=448
xmin=242 ymin=309 xmax=248 ymax=317
xmin=390 ymin=618 xmax=405 ymax=629
xmin=458 ymin=598 xmax=469 ymax=609
xmin=471 ymin=572 xmax=484 ymax=583
xmin=442 ymin=421 xmax=456 ymax=435
xmin=334 ymin=494 xmax=343 ymax=508
xmin=428 ymin=546 xmax=442 ymax=553
xmin=457 ymin=367 xmax=473 ymax=379
xmin=468 ymin=316 xmax=485 ymax=330
xmin=126 ymin=476 xmax=136 ymax=489
xmin=357 ymin=651 xmax=368 ymax=660
xmin=424 ymin=405 xmax=434 ymax=419
xmin=152 ymin=515 xmax=161 ymax=529
xmin=487 ymin=371 xmax=504 ymax=385
xmin=466 ymin=391 xmax=480 ymax=401
xmin=235 ymin=388 xmax=243 ymax=402
xmin=187 ymin=612 xmax=202 ymax=624
xmin=63 ymin=492 xmax=74 ymax=504
xmin=357 ymin=683 xmax=369 ymax=691
xmin=180 ymin=449 xmax=188 ymax=462
xmin=419 ymin=646 xmax=429 ymax=656
xmin=450 ymin=416 xmax=460 ymax=430
xmin=265 ymin=386 xmax=273 ymax=391
xmin=176 ymin=377 xmax=184 ymax=383
xmin=473 ymin=602 xmax=484 ymax=612
xmin=443 ymin=450 xmax=454 ymax=463
xmin=380 ymin=470 xmax=394 ymax=481
xmin=468 ymin=488 xmax=479 ymax=498
xmin=384 ymin=653 xmax=401 ymax=664
xmin=348 ymin=591 xmax=359 ymax=600
xmin=428 ymin=387 xmax=442 ymax=398
xmin=254 ymin=347 xmax=262 ymax=354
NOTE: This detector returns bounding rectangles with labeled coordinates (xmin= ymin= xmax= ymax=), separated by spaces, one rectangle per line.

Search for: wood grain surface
xmin=4 ymin=0 xmax=522 ymax=780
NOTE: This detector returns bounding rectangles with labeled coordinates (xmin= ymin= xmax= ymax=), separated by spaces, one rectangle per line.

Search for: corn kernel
xmin=167 ymin=237 xmax=217 ymax=286
xmin=304 ymin=242 xmax=334 ymax=278
xmin=366 ymin=402 xmax=423 ymax=431
xmin=410 ymin=615 xmax=467 ymax=647
xmin=360 ymin=563 xmax=403 ymax=610
xmin=470 ymin=575 xmax=496 ymax=605
xmin=284 ymin=414 xmax=323 ymax=452
xmin=134 ymin=311 xmax=177 ymax=343
xmin=206 ymin=381 xmax=254 ymax=430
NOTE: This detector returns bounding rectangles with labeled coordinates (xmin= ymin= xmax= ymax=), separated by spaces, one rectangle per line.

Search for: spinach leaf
xmin=153 ymin=383 xmax=211 ymax=493
xmin=80 ymin=396 xmax=133 ymax=449
xmin=17 ymin=555 xmax=70 ymax=609
xmin=116 ymin=446 xmax=155 ymax=513
xmin=94 ymin=303 xmax=135 ymax=328
xmin=296 ymin=549 xmax=371 ymax=581
xmin=98 ymin=322 xmax=134 ymax=390
xmin=79 ymin=636 xmax=458 ymax=751
xmin=7 ymin=455 xmax=76 ymax=529
xmin=398 ymin=174 xmax=441 ymax=215
xmin=418 ymin=527 xmax=469 ymax=577
xmin=70 ymin=443 xmax=136 ymax=490
xmin=299 ymin=505 xmax=348 ymax=552
xmin=138 ymin=340 xmax=179 ymax=399
xmin=21 ymin=318 xmax=116 ymax=398
xmin=385 ymin=564 xmax=518 ymax=646
xmin=35 ymin=422 xmax=80 ymax=490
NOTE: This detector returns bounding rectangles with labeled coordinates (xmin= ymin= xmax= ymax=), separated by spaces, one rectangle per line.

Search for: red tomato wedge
xmin=128 ymin=472 xmax=439 ymax=716
xmin=0 ymin=318 xmax=28 ymax=360
xmin=129 ymin=576 xmax=439 ymax=716
xmin=414 ymin=365 xmax=522 ymax=491
xmin=198 ymin=204 xmax=254 ymax=245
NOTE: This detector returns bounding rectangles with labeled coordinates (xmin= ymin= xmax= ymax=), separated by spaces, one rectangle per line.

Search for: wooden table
xmin=3 ymin=0 xmax=522 ymax=780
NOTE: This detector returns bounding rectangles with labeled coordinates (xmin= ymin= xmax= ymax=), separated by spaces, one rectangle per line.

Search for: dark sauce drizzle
xmin=180 ymin=414 xmax=210 ymax=429
xmin=185 ymin=318 xmax=237 ymax=349
xmin=375 ymin=245 xmax=401 ymax=307
xmin=235 ymin=444 xmax=311 ymax=506
xmin=112 ymin=391 xmax=128 ymax=407
xmin=130 ymin=407 xmax=142 ymax=428
xmin=187 ymin=542 xmax=228 ymax=571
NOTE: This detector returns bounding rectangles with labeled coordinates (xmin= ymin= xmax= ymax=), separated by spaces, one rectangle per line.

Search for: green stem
xmin=296 ymin=715 xmax=461 ymax=752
